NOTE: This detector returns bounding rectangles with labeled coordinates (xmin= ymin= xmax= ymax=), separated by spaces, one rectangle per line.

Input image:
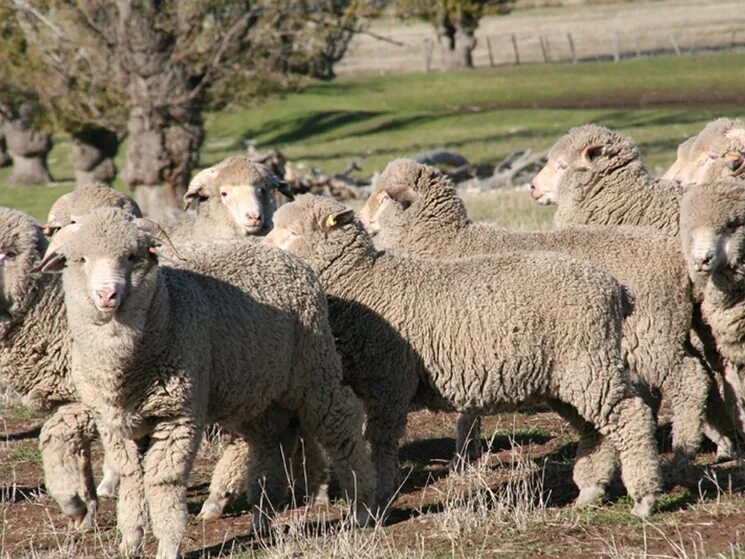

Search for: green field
xmin=2 ymin=52 xmax=744 ymax=221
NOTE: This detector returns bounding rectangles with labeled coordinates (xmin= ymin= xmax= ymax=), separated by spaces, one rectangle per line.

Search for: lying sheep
xmin=37 ymin=208 xmax=375 ymax=559
xmin=163 ymin=155 xmax=293 ymax=240
xmin=664 ymin=118 xmax=745 ymax=186
xmin=265 ymin=193 xmax=662 ymax=517
xmin=531 ymin=124 xmax=682 ymax=236
xmin=365 ymin=159 xmax=734 ymax=468
xmin=680 ymin=179 xmax=745 ymax=439
xmin=45 ymin=181 xmax=328 ymax=521
xmin=0 ymin=207 xmax=101 ymax=527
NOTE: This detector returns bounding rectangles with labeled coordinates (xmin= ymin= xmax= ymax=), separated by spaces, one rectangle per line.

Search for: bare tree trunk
xmin=70 ymin=127 xmax=119 ymax=187
xmin=0 ymin=133 xmax=10 ymax=168
xmin=441 ymin=23 xmax=477 ymax=69
xmin=3 ymin=116 xmax=52 ymax=186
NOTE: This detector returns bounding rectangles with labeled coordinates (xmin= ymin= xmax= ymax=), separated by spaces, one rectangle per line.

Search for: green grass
xmin=2 ymin=52 xmax=745 ymax=220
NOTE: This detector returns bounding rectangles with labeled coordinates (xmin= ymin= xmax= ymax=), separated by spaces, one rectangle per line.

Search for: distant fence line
xmin=360 ymin=23 xmax=745 ymax=73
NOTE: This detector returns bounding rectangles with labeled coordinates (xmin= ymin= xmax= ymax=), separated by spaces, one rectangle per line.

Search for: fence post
xmin=421 ymin=38 xmax=434 ymax=72
xmin=539 ymin=35 xmax=550 ymax=63
xmin=613 ymin=32 xmax=620 ymax=62
xmin=486 ymin=36 xmax=495 ymax=67
xmin=729 ymin=30 xmax=737 ymax=52
xmin=511 ymin=33 xmax=520 ymax=65
xmin=669 ymin=33 xmax=681 ymax=56
xmin=567 ymin=32 xmax=577 ymax=64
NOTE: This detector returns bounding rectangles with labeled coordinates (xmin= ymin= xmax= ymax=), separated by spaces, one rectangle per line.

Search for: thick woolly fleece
xmin=53 ymin=208 xmax=374 ymax=559
xmin=163 ymin=157 xmax=283 ymax=240
xmin=550 ymin=125 xmax=683 ymax=235
xmin=269 ymin=194 xmax=662 ymax=516
xmin=0 ymin=208 xmax=101 ymax=525
xmin=672 ymin=118 xmax=745 ymax=185
xmin=680 ymin=180 xmax=745 ymax=438
xmin=371 ymin=159 xmax=731 ymax=466
xmin=45 ymin=183 xmax=143 ymax=231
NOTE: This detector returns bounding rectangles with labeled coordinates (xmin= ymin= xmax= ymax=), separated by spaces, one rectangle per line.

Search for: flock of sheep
xmin=2 ymin=117 xmax=745 ymax=558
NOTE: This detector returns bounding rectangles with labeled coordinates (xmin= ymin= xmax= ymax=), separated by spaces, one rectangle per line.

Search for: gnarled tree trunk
xmin=0 ymin=132 xmax=11 ymax=168
xmin=441 ymin=18 xmax=477 ymax=69
xmin=70 ymin=127 xmax=119 ymax=186
xmin=3 ymin=116 xmax=52 ymax=186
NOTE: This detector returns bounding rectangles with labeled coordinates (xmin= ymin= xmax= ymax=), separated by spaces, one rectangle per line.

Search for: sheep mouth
xmin=240 ymin=222 xmax=263 ymax=234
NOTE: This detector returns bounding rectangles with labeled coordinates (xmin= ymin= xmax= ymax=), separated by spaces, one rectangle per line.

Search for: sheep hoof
xmin=716 ymin=442 xmax=736 ymax=462
xmin=97 ymin=478 xmax=119 ymax=499
xmin=198 ymin=497 xmax=227 ymax=521
xmin=352 ymin=506 xmax=374 ymax=528
xmin=249 ymin=508 xmax=271 ymax=538
xmin=575 ymin=484 xmax=606 ymax=507
xmin=155 ymin=541 xmax=181 ymax=559
xmin=631 ymin=494 xmax=656 ymax=518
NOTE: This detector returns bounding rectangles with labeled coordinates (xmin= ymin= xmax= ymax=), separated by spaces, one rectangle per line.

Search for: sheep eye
xmin=128 ymin=254 xmax=137 ymax=262
xmin=74 ymin=257 xmax=86 ymax=264
xmin=557 ymin=161 xmax=568 ymax=170
xmin=708 ymin=153 xmax=719 ymax=161
xmin=220 ymin=191 xmax=228 ymax=198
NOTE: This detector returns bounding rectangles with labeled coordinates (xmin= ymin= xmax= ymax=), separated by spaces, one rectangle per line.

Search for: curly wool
xmin=371 ymin=159 xmax=725 ymax=462
xmin=56 ymin=208 xmax=374 ymax=557
xmin=45 ymin=183 xmax=142 ymax=230
xmin=551 ymin=125 xmax=683 ymax=235
xmin=271 ymin=194 xmax=662 ymax=514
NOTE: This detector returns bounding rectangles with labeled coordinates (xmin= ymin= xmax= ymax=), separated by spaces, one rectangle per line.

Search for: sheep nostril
xmin=95 ymin=288 xmax=118 ymax=308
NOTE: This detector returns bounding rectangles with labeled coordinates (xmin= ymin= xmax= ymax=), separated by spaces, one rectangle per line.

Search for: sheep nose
xmin=245 ymin=210 xmax=261 ymax=222
xmin=673 ymin=174 xmax=684 ymax=185
xmin=692 ymin=252 xmax=715 ymax=272
xmin=95 ymin=287 xmax=119 ymax=309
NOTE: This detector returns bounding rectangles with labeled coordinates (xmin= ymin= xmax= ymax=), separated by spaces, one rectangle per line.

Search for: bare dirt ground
xmin=338 ymin=0 xmax=745 ymax=74
xmin=2 ymin=399 xmax=745 ymax=558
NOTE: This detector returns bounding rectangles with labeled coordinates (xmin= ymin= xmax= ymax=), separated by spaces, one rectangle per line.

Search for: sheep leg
xmin=38 ymin=404 xmax=98 ymax=528
xmin=98 ymin=425 xmax=147 ymax=558
xmin=722 ymin=362 xmax=745 ymax=442
xmin=142 ymin=418 xmax=202 ymax=559
xmin=291 ymin=433 xmax=329 ymax=505
xmin=549 ymin=399 xmax=616 ymax=506
xmin=702 ymin=379 xmax=738 ymax=460
xmin=97 ymin=455 xmax=121 ymax=498
xmin=595 ymin=396 xmax=661 ymax=518
xmin=200 ymin=436 xmax=250 ymax=521
xmin=451 ymin=412 xmax=483 ymax=472
xmin=297 ymin=384 xmax=377 ymax=525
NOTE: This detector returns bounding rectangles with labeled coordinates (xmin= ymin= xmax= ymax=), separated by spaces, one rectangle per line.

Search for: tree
xmin=395 ymin=0 xmax=514 ymax=69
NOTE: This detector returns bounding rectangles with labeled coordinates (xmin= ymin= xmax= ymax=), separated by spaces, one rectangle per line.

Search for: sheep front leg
xmin=39 ymin=404 xmax=98 ymax=528
xmin=722 ymin=361 xmax=745 ymax=441
xmin=142 ymin=418 xmax=202 ymax=559
xmin=97 ymin=454 xmax=121 ymax=498
xmin=200 ymin=436 xmax=250 ymax=521
xmin=451 ymin=412 xmax=482 ymax=471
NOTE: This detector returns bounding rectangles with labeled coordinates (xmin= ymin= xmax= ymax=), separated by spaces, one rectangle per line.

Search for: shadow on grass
xmin=1 ymin=425 xmax=42 ymax=442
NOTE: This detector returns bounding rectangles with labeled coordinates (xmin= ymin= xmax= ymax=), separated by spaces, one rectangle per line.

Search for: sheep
xmin=530 ymin=124 xmax=683 ymax=236
xmin=365 ymin=159 xmax=735 ymax=468
xmin=264 ymin=193 xmax=662 ymax=518
xmin=663 ymin=118 xmax=745 ymax=186
xmin=0 ymin=207 xmax=103 ymax=528
xmin=37 ymin=208 xmax=375 ymax=559
xmin=44 ymin=181 xmax=329 ymax=521
xmin=680 ymin=179 xmax=745 ymax=439
xmin=162 ymin=155 xmax=293 ymax=240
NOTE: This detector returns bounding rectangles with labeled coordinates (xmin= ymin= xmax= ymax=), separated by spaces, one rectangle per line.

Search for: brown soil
xmin=2 ymin=404 xmax=744 ymax=558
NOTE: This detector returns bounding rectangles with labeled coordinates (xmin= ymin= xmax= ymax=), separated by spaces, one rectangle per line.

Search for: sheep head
xmin=0 ymin=208 xmax=47 ymax=325
xmin=668 ymin=119 xmax=745 ymax=186
xmin=34 ymin=208 xmax=180 ymax=321
xmin=184 ymin=156 xmax=292 ymax=235
xmin=531 ymin=124 xmax=641 ymax=205
xmin=680 ymin=179 xmax=745 ymax=283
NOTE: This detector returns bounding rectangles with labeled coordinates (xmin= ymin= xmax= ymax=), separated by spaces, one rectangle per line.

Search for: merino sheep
xmin=45 ymin=181 xmax=328 ymax=521
xmin=680 ymin=179 xmax=745 ymax=438
xmin=163 ymin=155 xmax=293 ymax=240
xmin=664 ymin=118 xmax=745 ymax=186
xmin=0 ymin=207 xmax=103 ymax=527
xmin=531 ymin=124 xmax=682 ymax=235
xmin=365 ymin=159 xmax=735 ymax=467
xmin=37 ymin=208 xmax=375 ymax=559
xmin=264 ymin=193 xmax=662 ymax=517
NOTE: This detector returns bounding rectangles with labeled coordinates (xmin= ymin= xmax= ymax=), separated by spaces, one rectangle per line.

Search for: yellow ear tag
xmin=326 ymin=214 xmax=337 ymax=228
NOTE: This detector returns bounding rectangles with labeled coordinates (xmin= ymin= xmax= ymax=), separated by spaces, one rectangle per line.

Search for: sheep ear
xmin=276 ymin=180 xmax=294 ymax=201
xmin=183 ymin=166 xmax=221 ymax=210
xmin=725 ymin=152 xmax=745 ymax=176
xmin=323 ymin=209 xmax=355 ymax=232
xmin=32 ymin=253 xmax=67 ymax=274
xmin=581 ymin=145 xmax=605 ymax=164
xmin=30 ymin=222 xmax=81 ymax=273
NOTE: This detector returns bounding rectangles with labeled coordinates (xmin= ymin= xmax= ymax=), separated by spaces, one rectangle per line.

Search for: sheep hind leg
xmin=297 ymin=383 xmax=378 ymax=525
xmin=142 ymin=418 xmax=202 ymax=559
xmin=596 ymin=396 xmax=661 ymax=518
xmin=451 ymin=412 xmax=483 ymax=472
xmin=96 ymin=454 xmax=121 ymax=498
xmin=549 ymin=400 xmax=617 ymax=507
xmin=702 ymin=380 xmax=738 ymax=460
xmin=291 ymin=433 xmax=329 ymax=505
xmin=200 ymin=436 xmax=251 ymax=521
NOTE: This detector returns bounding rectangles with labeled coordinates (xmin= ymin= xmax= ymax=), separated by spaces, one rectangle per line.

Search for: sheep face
xmin=36 ymin=209 xmax=160 ymax=322
xmin=668 ymin=120 xmax=745 ymax=186
xmin=216 ymin=183 xmax=269 ymax=234
xmin=662 ymin=137 xmax=695 ymax=184
xmin=0 ymin=208 xmax=46 ymax=317
xmin=532 ymin=125 xmax=641 ymax=205
xmin=680 ymin=180 xmax=745 ymax=280
xmin=264 ymin=195 xmax=357 ymax=267
xmin=358 ymin=190 xmax=396 ymax=235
